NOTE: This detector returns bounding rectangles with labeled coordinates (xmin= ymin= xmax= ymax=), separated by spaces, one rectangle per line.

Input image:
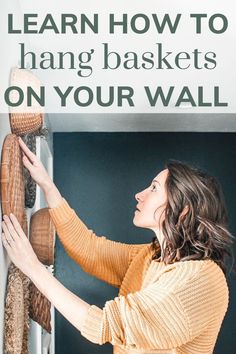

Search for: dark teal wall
xmin=53 ymin=132 xmax=236 ymax=354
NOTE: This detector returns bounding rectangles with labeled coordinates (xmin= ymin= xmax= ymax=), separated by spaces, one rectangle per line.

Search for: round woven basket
xmin=9 ymin=67 xmax=44 ymax=136
xmin=0 ymin=134 xmax=25 ymax=227
xmin=9 ymin=114 xmax=43 ymax=136
xmin=30 ymin=208 xmax=56 ymax=266
xmin=28 ymin=208 xmax=55 ymax=333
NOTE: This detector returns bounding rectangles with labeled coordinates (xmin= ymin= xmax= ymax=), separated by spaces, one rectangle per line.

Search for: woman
xmin=1 ymin=137 xmax=235 ymax=354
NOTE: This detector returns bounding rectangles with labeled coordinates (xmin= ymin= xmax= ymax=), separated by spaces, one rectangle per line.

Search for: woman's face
xmin=133 ymin=169 xmax=168 ymax=231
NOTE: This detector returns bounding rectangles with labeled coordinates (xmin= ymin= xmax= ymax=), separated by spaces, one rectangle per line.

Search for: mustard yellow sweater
xmin=48 ymin=198 xmax=229 ymax=354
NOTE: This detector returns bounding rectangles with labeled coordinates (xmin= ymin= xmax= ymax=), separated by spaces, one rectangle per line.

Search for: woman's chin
xmin=133 ymin=217 xmax=140 ymax=227
xmin=133 ymin=217 xmax=145 ymax=228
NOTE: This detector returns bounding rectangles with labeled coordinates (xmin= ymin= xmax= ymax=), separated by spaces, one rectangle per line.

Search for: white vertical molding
xmin=29 ymin=136 xmax=54 ymax=354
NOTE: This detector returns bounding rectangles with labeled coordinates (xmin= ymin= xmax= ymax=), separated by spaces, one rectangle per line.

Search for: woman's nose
xmin=135 ymin=190 xmax=144 ymax=202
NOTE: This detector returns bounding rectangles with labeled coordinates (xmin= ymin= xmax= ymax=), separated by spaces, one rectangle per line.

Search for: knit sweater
xmin=48 ymin=198 xmax=229 ymax=354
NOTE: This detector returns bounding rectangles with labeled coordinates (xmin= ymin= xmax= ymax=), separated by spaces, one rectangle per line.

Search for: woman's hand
xmin=1 ymin=214 xmax=91 ymax=334
xmin=1 ymin=213 xmax=40 ymax=278
xmin=19 ymin=137 xmax=63 ymax=208
xmin=18 ymin=136 xmax=53 ymax=192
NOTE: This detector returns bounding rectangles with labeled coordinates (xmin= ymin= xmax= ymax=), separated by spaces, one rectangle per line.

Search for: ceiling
xmin=47 ymin=113 xmax=236 ymax=132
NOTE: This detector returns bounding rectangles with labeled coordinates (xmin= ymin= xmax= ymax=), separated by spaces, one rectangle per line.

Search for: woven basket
xmin=4 ymin=211 xmax=36 ymax=354
xmin=9 ymin=67 xmax=44 ymax=136
xmin=29 ymin=282 xmax=52 ymax=333
xmin=21 ymin=211 xmax=30 ymax=354
xmin=30 ymin=208 xmax=56 ymax=266
xmin=28 ymin=208 xmax=55 ymax=333
xmin=21 ymin=129 xmax=49 ymax=208
xmin=22 ymin=134 xmax=37 ymax=208
xmin=4 ymin=263 xmax=25 ymax=354
xmin=4 ymin=262 xmax=30 ymax=354
xmin=9 ymin=114 xmax=43 ymax=136
xmin=0 ymin=134 xmax=25 ymax=227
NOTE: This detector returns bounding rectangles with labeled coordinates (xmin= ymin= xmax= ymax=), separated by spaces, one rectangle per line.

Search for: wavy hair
xmin=151 ymin=159 xmax=235 ymax=276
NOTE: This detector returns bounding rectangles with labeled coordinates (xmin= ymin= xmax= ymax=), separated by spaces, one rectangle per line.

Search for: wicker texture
xmin=9 ymin=114 xmax=43 ymax=136
xmin=29 ymin=282 xmax=52 ymax=333
xmin=4 ymin=263 xmax=24 ymax=354
xmin=0 ymin=134 xmax=25 ymax=227
xmin=3 ymin=206 xmax=30 ymax=354
xmin=28 ymin=208 xmax=55 ymax=333
xmin=9 ymin=67 xmax=44 ymax=135
xmin=4 ymin=263 xmax=30 ymax=354
xmin=21 ymin=211 xmax=30 ymax=354
xmin=30 ymin=208 xmax=56 ymax=266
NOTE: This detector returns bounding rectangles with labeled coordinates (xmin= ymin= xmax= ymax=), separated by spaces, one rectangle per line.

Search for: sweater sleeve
xmin=80 ymin=261 xmax=229 ymax=350
xmin=48 ymin=198 xmax=149 ymax=288
xmin=80 ymin=283 xmax=190 ymax=350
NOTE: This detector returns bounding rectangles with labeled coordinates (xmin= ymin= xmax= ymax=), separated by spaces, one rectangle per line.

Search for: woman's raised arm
xmin=18 ymin=137 xmax=148 ymax=287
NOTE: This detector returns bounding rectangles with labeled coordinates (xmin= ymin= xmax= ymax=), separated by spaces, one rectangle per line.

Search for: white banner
xmin=0 ymin=0 xmax=235 ymax=113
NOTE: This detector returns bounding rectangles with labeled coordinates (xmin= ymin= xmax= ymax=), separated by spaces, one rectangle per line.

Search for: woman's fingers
xmin=1 ymin=232 xmax=12 ymax=250
xmin=2 ymin=215 xmax=22 ymax=241
xmin=18 ymin=137 xmax=37 ymax=163
xmin=9 ymin=214 xmax=26 ymax=239
xmin=19 ymin=137 xmax=52 ymax=190
xmin=2 ymin=221 xmax=15 ymax=244
xmin=22 ymin=154 xmax=34 ymax=171
xmin=1 ymin=212 xmax=42 ymax=278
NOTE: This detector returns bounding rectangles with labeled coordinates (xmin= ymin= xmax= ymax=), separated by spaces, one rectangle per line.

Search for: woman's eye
xmin=151 ymin=184 xmax=156 ymax=191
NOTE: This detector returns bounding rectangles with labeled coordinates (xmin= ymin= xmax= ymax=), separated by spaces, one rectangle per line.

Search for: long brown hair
xmin=151 ymin=159 xmax=235 ymax=276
